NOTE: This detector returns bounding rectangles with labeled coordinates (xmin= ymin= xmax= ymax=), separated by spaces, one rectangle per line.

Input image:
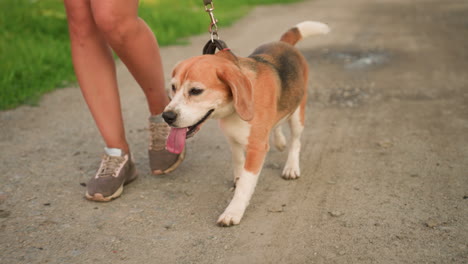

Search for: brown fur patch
xmin=279 ymin=27 xmax=302 ymax=45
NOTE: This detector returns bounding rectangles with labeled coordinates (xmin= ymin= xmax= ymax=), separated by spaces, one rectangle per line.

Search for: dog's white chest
xmin=219 ymin=114 xmax=251 ymax=146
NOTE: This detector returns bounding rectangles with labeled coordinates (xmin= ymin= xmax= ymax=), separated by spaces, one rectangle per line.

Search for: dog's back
xmin=245 ymin=21 xmax=330 ymax=118
xmin=249 ymin=42 xmax=307 ymax=113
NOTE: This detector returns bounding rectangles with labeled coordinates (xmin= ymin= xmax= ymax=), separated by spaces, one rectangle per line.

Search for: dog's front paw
xmin=217 ymin=208 xmax=244 ymax=227
xmin=282 ymin=165 xmax=300 ymax=180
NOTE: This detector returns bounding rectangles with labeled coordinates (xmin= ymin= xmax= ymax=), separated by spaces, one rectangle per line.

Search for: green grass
xmin=0 ymin=0 xmax=301 ymax=111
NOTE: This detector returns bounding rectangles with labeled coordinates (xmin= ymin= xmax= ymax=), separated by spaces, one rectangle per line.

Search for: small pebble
xmin=328 ymin=211 xmax=344 ymax=217
xmin=424 ymin=219 xmax=444 ymax=228
xmin=376 ymin=140 xmax=393 ymax=148
xmin=268 ymin=207 xmax=284 ymax=213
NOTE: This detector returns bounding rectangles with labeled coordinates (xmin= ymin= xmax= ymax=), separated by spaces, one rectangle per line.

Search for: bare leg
xmin=65 ymin=0 xmax=169 ymax=152
xmin=64 ymin=0 xmax=129 ymax=152
xmin=90 ymin=0 xmax=169 ymax=115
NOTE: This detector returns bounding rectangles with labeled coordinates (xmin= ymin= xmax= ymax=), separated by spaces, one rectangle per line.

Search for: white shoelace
xmin=97 ymin=155 xmax=125 ymax=177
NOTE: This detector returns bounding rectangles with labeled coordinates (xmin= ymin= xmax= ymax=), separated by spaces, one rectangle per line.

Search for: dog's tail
xmin=280 ymin=21 xmax=330 ymax=45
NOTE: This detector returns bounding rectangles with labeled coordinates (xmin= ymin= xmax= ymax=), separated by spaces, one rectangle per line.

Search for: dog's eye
xmin=189 ymin=87 xmax=204 ymax=96
xmin=171 ymin=85 xmax=176 ymax=93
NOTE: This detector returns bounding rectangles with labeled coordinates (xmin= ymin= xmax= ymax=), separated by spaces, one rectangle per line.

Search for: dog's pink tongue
xmin=166 ymin=127 xmax=187 ymax=154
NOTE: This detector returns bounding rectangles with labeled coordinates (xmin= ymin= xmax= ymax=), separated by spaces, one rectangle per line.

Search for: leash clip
xmin=204 ymin=1 xmax=219 ymax=42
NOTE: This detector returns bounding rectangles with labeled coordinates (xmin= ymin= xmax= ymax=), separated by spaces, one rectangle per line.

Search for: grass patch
xmin=139 ymin=0 xmax=301 ymax=46
xmin=1 ymin=0 xmax=75 ymax=110
xmin=0 ymin=0 xmax=301 ymax=111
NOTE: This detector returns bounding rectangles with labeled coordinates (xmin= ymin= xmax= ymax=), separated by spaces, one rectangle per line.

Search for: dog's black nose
xmin=162 ymin=111 xmax=178 ymax=125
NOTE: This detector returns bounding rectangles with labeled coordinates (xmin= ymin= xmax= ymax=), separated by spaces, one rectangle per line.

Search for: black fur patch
xmin=249 ymin=55 xmax=275 ymax=68
xmin=249 ymin=43 xmax=304 ymax=111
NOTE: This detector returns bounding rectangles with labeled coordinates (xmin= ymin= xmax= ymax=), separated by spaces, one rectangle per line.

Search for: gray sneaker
xmin=148 ymin=115 xmax=185 ymax=175
xmin=85 ymin=148 xmax=137 ymax=202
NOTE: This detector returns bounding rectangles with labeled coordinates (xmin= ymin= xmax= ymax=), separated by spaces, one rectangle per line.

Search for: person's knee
xmin=65 ymin=0 xmax=97 ymax=40
xmin=93 ymin=9 xmax=139 ymax=45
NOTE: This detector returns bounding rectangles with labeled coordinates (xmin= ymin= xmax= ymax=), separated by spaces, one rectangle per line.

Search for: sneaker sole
xmin=152 ymin=148 xmax=186 ymax=175
xmin=85 ymin=168 xmax=138 ymax=202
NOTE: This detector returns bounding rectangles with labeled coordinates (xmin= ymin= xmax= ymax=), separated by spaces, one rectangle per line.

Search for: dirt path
xmin=1 ymin=0 xmax=467 ymax=263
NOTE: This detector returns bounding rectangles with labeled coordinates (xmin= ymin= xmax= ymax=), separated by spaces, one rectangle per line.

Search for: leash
xmin=202 ymin=0 xmax=229 ymax=55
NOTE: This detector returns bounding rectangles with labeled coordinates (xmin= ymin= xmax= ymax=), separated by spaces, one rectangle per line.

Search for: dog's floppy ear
xmin=217 ymin=62 xmax=254 ymax=121
xmin=171 ymin=60 xmax=182 ymax=76
xmin=215 ymin=49 xmax=238 ymax=63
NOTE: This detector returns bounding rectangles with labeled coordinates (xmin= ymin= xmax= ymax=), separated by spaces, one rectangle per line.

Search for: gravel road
xmin=1 ymin=0 xmax=467 ymax=263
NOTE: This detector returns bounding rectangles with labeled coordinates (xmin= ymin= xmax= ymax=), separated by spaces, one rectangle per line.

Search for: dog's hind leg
xmin=273 ymin=126 xmax=287 ymax=152
xmin=282 ymin=105 xmax=304 ymax=179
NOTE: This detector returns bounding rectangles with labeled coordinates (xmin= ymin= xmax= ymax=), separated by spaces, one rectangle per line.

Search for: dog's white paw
xmin=217 ymin=208 xmax=244 ymax=227
xmin=282 ymin=165 xmax=301 ymax=180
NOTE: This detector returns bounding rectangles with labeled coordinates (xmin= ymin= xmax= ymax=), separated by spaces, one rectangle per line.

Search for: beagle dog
xmin=163 ymin=21 xmax=330 ymax=226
